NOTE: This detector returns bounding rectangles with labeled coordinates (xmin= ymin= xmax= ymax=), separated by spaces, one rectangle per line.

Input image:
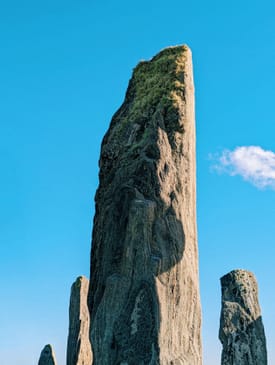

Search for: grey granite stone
xmin=219 ymin=269 xmax=267 ymax=365
xmin=88 ymin=45 xmax=202 ymax=364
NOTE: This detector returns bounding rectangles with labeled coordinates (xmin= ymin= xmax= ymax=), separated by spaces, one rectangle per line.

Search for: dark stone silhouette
xmin=38 ymin=344 xmax=57 ymax=365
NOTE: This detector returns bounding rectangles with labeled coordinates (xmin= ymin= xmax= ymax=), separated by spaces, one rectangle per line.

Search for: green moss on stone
xmin=127 ymin=45 xmax=188 ymax=124
xmin=103 ymin=46 xmax=189 ymax=163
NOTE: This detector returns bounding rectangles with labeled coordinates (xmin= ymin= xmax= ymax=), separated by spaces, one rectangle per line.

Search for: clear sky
xmin=1 ymin=1 xmax=275 ymax=364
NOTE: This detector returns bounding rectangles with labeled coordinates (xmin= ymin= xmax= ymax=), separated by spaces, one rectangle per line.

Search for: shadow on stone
xmin=38 ymin=344 xmax=57 ymax=365
xmin=220 ymin=316 xmax=267 ymax=365
xmin=66 ymin=276 xmax=92 ymax=365
xmin=88 ymin=46 xmax=201 ymax=365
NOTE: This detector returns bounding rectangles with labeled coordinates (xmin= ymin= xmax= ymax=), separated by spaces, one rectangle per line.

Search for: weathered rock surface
xmin=66 ymin=276 xmax=92 ymax=365
xmin=38 ymin=344 xmax=57 ymax=365
xmin=88 ymin=45 xmax=202 ymax=364
xmin=219 ymin=269 xmax=267 ymax=365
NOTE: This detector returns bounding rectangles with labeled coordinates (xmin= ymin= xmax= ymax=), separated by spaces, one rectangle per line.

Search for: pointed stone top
xmin=38 ymin=344 xmax=57 ymax=365
xmin=75 ymin=275 xmax=89 ymax=283
xmin=73 ymin=275 xmax=89 ymax=287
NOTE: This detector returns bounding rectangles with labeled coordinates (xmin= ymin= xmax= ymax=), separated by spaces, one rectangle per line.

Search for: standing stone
xmin=219 ymin=269 xmax=267 ymax=365
xmin=66 ymin=276 xmax=92 ymax=365
xmin=88 ymin=45 xmax=202 ymax=364
xmin=38 ymin=344 xmax=57 ymax=365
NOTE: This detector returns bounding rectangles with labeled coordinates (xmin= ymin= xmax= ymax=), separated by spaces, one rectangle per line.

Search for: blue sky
xmin=1 ymin=1 xmax=275 ymax=364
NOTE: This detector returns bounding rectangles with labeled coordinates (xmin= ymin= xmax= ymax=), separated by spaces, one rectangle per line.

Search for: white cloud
xmin=211 ymin=146 xmax=275 ymax=189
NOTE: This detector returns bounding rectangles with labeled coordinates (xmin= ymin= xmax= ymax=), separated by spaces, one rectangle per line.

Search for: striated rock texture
xmin=219 ymin=269 xmax=267 ymax=365
xmin=38 ymin=344 xmax=57 ymax=365
xmin=66 ymin=276 xmax=92 ymax=365
xmin=88 ymin=45 xmax=202 ymax=364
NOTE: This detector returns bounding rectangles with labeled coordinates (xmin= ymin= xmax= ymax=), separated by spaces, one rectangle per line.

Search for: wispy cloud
xmin=211 ymin=146 xmax=275 ymax=189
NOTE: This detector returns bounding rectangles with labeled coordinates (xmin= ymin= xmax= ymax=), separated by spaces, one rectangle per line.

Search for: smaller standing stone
xmin=38 ymin=344 xmax=57 ymax=365
xmin=219 ymin=269 xmax=267 ymax=365
xmin=66 ymin=276 xmax=92 ymax=365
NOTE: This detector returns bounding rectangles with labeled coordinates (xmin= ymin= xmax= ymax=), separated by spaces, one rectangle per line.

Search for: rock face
xmin=38 ymin=345 xmax=57 ymax=365
xmin=88 ymin=45 xmax=202 ymax=364
xmin=219 ymin=269 xmax=267 ymax=365
xmin=66 ymin=276 xmax=92 ymax=365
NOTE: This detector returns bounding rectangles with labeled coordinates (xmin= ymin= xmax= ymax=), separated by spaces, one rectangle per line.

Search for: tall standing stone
xmin=66 ymin=276 xmax=92 ymax=365
xmin=219 ymin=269 xmax=267 ymax=365
xmin=88 ymin=45 xmax=202 ymax=364
xmin=38 ymin=344 xmax=57 ymax=365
